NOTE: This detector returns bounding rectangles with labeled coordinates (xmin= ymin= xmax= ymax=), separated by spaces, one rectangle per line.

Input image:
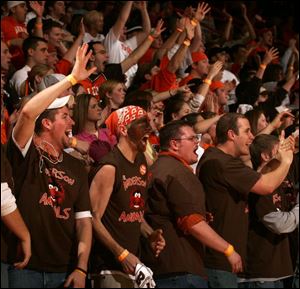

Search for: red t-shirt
xmin=1 ymin=16 xmax=27 ymax=69
xmin=79 ymin=75 xmax=107 ymax=101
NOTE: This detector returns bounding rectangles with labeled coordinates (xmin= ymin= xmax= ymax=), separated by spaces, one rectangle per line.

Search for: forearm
xmin=167 ymin=43 xmax=189 ymax=73
xmin=32 ymin=17 xmax=44 ymax=38
xmin=262 ymin=204 xmax=299 ymax=234
xmin=2 ymin=208 xmax=30 ymax=243
xmin=223 ymin=18 xmax=232 ymax=41
xmin=76 ymin=218 xmax=92 ymax=271
xmin=189 ymin=220 xmax=229 ymax=253
xmin=92 ymin=216 xmax=124 ymax=257
xmin=194 ymin=115 xmax=220 ymax=134
xmin=190 ymin=24 xmax=202 ymax=52
xmin=244 ymin=17 xmax=256 ymax=40
xmin=140 ymin=8 xmax=151 ymax=35
xmin=113 ymin=1 xmax=133 ymax=38
xmin=63 ymin=34 xmax=84 ymax=64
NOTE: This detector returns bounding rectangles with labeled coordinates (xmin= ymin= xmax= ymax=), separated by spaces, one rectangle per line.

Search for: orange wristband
xmin=66 ymin=74 xmax=78 ymax=86
xmin=176 ymin=28 xmax=183 ymax=33
xmin=148 ymin=35 xmax=155 ymax=42
xmin=260 ymin=64 xmax=267 ymax=70
xmin=224 ymin=244 xmax=235 ymax=257
xmin=118 ymin=249 xmax=129 ymax=262
xmin=191 ymin=18 xmax=198 ymax=26
xmin=35 ymin=23 xmax=43 ymax=28
xmin=75 ymin=269 xmax=87 ymax=277
xmin=203 ymin=78 xmax=212 ymax=85
xmin=183 ymin=39 xmax=191 ymax=47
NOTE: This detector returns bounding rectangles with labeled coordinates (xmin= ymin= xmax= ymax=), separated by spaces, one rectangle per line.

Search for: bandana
xmin=105 ymin=106 xmax=147 ymax=136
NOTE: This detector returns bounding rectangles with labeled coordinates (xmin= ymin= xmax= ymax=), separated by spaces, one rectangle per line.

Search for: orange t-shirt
xmin=79 ymin=74 xmax=107 ymax=101
xmin=1 ymin=16 xmax=27 ymax=69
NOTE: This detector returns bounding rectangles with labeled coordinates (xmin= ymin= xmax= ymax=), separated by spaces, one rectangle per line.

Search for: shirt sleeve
xmin=1 ymin=182 xmax=17 ymax=216
xmin=262 ymin=204 xmax=299 ymax=234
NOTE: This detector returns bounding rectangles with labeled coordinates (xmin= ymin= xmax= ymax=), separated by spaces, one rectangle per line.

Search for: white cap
xmin=7 ymin=1 xmax=25 ymax=10
xmin=47 ymin=95 xmax=70 ymax=110
xmin=126 ymin=26 xmax=143 ymax=34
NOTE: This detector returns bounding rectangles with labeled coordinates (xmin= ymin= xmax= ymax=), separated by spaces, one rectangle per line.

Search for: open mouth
xmin=65 ymin=129 xmax=72 ymax=138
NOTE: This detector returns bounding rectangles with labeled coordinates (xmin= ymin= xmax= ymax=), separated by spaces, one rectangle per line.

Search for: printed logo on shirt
xmin=121 ymin=43 xmax=132 ymax=55
xmin=118 ymin=210 xmax=144 ymax=223
xmin=122 ymin=175 xmax=146 ymax=190
xmin=139 ymin=164 xmax=147 ymax=176
xmin=129 ymin=189 xmax=145 ymax=210
xmin=45 ymin=167 xmax=75 ymax=186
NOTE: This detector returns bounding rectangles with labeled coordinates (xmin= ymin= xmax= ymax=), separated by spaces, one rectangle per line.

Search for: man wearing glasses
xmin=142 ymin=120 xmax=243 ymax=288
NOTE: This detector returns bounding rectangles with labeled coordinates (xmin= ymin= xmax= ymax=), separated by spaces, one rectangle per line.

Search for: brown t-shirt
xmin=89 ymin=146 xmax=148 ymax=272
xmin=196 ymin=147 xmax=261 ymax=272
xmin=246 ymin=182 xmax=294 ymax=278
xmin=6 ymin=138 xmax=91 ymax=272
xmin=143 ymin=154 xmax=207 ymax=278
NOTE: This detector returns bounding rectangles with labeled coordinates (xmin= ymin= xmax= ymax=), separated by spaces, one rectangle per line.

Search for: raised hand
xmin=262 ymin=47 xmax=279 ymax=65
xmin=152 ymin=19 xmax=166 ymax=39
xmin=29 ymin=1 xmax=45 ymax=18
xmin=194 ymin=2 xmax=211 ymax=22
xmin=71 ymin=43 xmax=97 ymax=82
xmin=207 ymin=61 xmax=223 ymax=79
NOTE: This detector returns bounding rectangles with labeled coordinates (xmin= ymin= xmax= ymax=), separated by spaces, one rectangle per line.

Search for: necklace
xmin=34 ymin=137 xmax=63 ymax=172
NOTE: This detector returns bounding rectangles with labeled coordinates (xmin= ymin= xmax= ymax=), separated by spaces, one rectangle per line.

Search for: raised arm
xmin=29 ymin=1 xmax=45 ymax=38
xmin=112 ymin=1 xmax=133 ymax=39
xmin=240 ymin=3 xmax=256 ymax=41
xmin=14 ymin=44 xmax=97 ymax=148
xmin=256 ymin=47 xmax=279 ymax=79
xmin=134 ymin=1 xmax=151 ymax=45
xmin=121 ymin=19 xmax=165 ymax=74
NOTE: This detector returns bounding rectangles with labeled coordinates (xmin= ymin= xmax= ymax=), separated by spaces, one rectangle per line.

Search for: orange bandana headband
xmin=105 ymin=105 xmax=147 ymax=136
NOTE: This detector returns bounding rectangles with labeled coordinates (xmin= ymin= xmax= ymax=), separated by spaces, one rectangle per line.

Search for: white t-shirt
xmin=9 ymin=65 xmax=31 ymax=96
xmin=104 ymin=28 xmax=138 ymax=87
xmin=83 ymin=32 xmax=105 ymax=44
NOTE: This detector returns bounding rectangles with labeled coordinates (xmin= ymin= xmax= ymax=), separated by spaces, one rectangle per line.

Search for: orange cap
xmin=210 ymin=81 xmax=224 ymax=92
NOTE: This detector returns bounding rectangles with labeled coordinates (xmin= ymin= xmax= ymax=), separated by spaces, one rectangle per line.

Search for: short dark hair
xmin=87 ymin=41 xmax=103 ymax=54
xmin=22 ymin=36 xmax=48 ymax=59
xmin=43 ymin=19 xmax=63 ymax=34
xmin=159 ymin=120 xmax=192 ymax=151
xmin=35 ymin=109 xmax=58 ymax=135
xmin=250 ymin=134 xmax=279 ymax=170
xmin=181 ymin=112 xmax=202 ymax=127
xmin=216 ymin=113 xmax=246 ymax=144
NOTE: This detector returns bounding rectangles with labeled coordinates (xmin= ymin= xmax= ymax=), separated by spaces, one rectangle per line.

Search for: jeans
xmin=206 ymin=268 xmax=238 ymax=288
xmin=1 ymin=262 xmax=9 ymax=288
xmin=155 ymin=273 xmax=208 ymax=288
xmin=238 ymin=280 xmax=284 ymax=288
xmin=8 ymin=266 xmax=68 ymax=288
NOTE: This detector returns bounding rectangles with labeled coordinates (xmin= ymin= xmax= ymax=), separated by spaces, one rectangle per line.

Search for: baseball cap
xmin=7 ymin=1 xmax=25 ymax=10
xmin=37 ymin=74 xmax=66 ymax=92
xmin=126 ymin=25 xmax=143 ymax=34
xmin=47 ymin=95 xmax=70 ymax=110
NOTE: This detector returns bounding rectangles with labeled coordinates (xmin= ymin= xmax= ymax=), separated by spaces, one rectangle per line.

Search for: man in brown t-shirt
xmin=196 ymin=113 xmax=294 ymax=288
xmin=89 ymin=106 xmax=165 ymax=288
xmin=143 ymin=120 xmax=243 ymax=288
xmin=6 ymin=44 xmax=95 ymax=288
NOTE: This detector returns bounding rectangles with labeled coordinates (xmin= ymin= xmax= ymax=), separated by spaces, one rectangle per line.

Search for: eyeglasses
xmin=173 ymin=135 xmax=200 ymax=143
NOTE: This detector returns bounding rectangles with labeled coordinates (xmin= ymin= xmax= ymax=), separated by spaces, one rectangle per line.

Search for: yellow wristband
xmin=224 ymin=244 xmax=235 ymax=257
xmin=118 ymin=249 xmax=129 ymax=262
xmin=191 ymin=18 xmax=198 ymax=27
xmin=75 ymin=269 xmax=87 ymax=277
xmin=69 ymin=137 xmax=77 ymax=148
xmin=183 ymin=39 xmax=191 ymax=47
xmin=203 ymin=78 xmax=212 ymax=86
xmin=260 ymin=64 xmax=267 ymax=70
xmin=66 ymin=74 xmax=78 ymax=86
